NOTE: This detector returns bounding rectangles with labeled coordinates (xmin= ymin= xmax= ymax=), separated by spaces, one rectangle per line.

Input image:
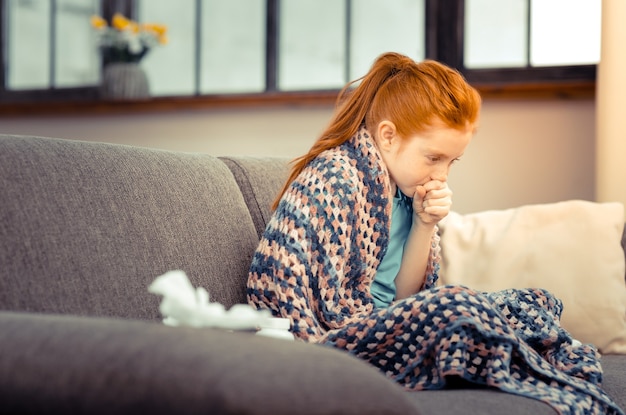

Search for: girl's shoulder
xmin=305 ymin=148 xmax=365 ymax=190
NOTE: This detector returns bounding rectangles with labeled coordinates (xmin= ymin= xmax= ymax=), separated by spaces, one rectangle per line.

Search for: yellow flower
xmin=141 ymin=23 xmax=168 ymax=44
xmin=112 ymin=13 xmax=132 ymax=31
xmin=90 ymin=15 xmax=107 ymax=29
xmin=91 ymin=13 xmax=168 ymax=63
xmin=150 ymin=24 xmax=168 ymax=36
xmin=129 ymin=22 xmax=140 ymax=34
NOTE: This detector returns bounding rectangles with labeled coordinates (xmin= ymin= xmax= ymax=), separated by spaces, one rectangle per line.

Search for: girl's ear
xmin=376 ymin=120 xmax=397 ymax=151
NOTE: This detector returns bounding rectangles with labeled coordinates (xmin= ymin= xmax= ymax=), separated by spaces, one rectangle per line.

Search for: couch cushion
xmin=0 ymin=135 xmax=259 ymax=318
xmin=0 ymin=311 xmax=422 ymax=415
xmin=408 ymin=389 xmax=558 ymax=415
xmin=220 ymin=156 xmax=290 ymax=238
xmin=601 ymin=354 xmax=626 ymax=411
xmin=438 ymin=200 xmax=626 ymax=354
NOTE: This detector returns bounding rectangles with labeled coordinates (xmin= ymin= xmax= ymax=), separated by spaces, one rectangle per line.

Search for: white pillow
xmin=438 ymin=200 xmax=626 ymax=354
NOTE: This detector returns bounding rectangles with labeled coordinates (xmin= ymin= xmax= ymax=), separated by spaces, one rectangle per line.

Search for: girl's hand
xmin=413 ymin=180 xmax=452 ymax=225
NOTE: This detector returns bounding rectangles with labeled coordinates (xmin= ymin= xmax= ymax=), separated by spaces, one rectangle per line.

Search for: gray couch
xmin=0 ymin=134 xmax=623 ymax=415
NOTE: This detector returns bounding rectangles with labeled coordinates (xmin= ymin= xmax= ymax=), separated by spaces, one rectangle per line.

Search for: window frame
xmin=0 ymin=0 xmax=597 ymax=115
xmin=429 ymin=0 xmax=597 ymax=85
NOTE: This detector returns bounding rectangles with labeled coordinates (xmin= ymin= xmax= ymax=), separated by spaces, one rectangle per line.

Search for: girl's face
xmin=375 ymin=119 xmax=475 ymax=197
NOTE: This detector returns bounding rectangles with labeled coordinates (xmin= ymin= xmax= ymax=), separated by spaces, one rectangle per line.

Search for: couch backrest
xmin=0 ymin=135 xmax=274 ymax=320
xmin=219 ymin=156 xmax=290 ymax=238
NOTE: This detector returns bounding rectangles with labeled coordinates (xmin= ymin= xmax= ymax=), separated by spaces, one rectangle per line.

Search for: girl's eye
xmin=451 ymin=157 xmax=461 ymax=164
xmin=427 ymin=156 xmax=441 ymax=163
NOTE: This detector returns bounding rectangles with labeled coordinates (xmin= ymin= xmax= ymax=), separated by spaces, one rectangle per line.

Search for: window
xmin=464 ymin=0 xmax=600 ymax=69
xmin=3 ymin=0 xmax=101 ymax=102
xmin=197 ymin=0 xmax=266 ymax=94
xmin=456 ymin=0 xmax=600 ymax=86
xmin=138 ymin=0 xmax=425 ymax=95
xmin=0 ymin=0 xmax=600 ymax=108
xmin=277 ymin=0 xmax=425 ymax=91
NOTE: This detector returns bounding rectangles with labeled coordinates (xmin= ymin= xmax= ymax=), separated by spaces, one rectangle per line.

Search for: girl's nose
xmin=431 ymin=165 xmax=449 ymax=182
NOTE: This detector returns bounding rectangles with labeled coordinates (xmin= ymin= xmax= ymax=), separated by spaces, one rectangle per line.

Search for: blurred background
xmin=1 ymin=0 xmax=623 ymax=214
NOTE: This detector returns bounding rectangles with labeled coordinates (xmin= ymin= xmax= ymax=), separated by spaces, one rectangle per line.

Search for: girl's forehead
xmin=415 ymin=126 xmax=472 ymax=154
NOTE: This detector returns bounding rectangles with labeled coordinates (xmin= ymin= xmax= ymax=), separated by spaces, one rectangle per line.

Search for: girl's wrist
xmin=410 ymin=219 xmax=437 ymax=236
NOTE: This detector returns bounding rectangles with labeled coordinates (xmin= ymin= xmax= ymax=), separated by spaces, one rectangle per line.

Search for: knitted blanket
xmin=247 ymin=127 xmax=624 ymax=415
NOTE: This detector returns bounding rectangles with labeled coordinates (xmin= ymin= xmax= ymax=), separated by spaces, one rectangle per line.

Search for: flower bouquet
xmin=91 ymin=13 xmax=167 ymax=65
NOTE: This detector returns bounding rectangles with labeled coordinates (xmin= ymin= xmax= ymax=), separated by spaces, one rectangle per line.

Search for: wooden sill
xmin=0 ymin=91 xmax=340 ymax=118
xmin=474 ymin=81 xmax=595 ymax=100
xmin=0 ymin=82 xmax=595 ymax=118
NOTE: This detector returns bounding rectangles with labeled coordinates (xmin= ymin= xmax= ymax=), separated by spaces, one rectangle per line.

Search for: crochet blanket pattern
xmin=323 ymin=285 xmax=620 ymax=414
xmin=247 ymin=127 xmax=624 ymax=415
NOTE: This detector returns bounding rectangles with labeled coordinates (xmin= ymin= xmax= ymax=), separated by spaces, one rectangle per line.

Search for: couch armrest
xmin=0 ymin=312 xmax=421 ymax=415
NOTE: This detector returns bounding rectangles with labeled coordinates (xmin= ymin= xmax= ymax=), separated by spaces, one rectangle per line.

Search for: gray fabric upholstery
xmin=0 ymin=135 xmax=259 ymax=316
xmin=601 ymin=354 xmax=626 ymax=410
xmin=219 ymin=156 xmax=290 ymax=238
xmin=409 ymin=389 xmax=557 ymax=415
xmin=0 ymin=312 xmax=421 ymax=415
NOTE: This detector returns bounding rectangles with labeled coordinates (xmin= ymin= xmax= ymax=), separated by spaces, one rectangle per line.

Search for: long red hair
xmin=272 ymin=52 xmax=481 ymax=210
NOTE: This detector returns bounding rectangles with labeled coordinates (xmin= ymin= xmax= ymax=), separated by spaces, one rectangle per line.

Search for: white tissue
xmin=148 ymin=270 xmax=272 ymax=330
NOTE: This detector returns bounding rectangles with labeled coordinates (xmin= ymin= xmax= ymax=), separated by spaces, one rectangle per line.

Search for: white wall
xmin=0 ymin=106 xmax=328 ymax=157
xmin=1 ymin=97 xmax=595 ymax=214
xmin=451 ymin=98 xmax=595 ymax=213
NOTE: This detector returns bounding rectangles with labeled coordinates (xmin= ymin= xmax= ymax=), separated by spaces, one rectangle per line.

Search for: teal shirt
xmin=370 ymin=188 xmax=413 ymax=308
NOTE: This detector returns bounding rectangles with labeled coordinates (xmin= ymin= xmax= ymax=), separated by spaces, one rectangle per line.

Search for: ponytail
xmin=272 ymin=52 xmax=480 ymax=210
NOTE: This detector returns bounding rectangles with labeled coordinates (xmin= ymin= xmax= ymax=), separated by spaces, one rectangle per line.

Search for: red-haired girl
xmin=247 ymin=52 xmax=621 ymax=415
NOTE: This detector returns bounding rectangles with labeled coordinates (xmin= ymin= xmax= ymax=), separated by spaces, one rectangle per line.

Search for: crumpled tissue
xmin=148 ymin=270 xmax=287 ymax=335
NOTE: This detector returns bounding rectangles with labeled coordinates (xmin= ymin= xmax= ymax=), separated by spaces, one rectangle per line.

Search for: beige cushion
xmin=438 ymin=200 xmax=626 ymax=354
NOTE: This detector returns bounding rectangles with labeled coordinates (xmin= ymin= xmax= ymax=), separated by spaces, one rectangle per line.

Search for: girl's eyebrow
xmin=424 ymin=150 xmax=446 ymax=159
xmin=425 ymin=149 xmax=464 ymax=159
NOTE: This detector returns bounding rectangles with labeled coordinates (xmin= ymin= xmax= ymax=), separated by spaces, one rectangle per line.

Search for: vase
xmin=100 ymin=62 xmax=150 ymax=100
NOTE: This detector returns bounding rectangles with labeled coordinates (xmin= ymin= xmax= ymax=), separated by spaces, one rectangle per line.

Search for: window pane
xmin=530 ymin=0 xmax=601 ymax=66
xmin=55 ymin=0 xmax=100 ymax=88
xmin=7 ymin=0 xmax=51 ymax=90
xmin=464 ymin=0 xmax=528 ymax=69
xmin=279 ymin=0 xmax=346 ymax=91
xmin=200 ymin=0 xmax=265 ymax=94
xmin=350 ymin=0 xmax=425 ymax=80
xmin=137 ymin=0 xmax=196 ymax=96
